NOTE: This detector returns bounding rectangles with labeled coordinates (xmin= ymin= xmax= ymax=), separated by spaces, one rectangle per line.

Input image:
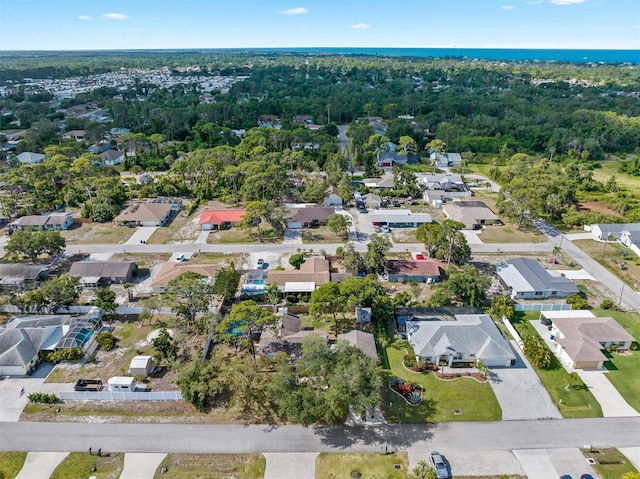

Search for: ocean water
xmin=246 ymin=47 xmax=640 ymax=64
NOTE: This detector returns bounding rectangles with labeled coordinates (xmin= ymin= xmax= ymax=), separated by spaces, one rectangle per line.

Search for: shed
xmin=108 ymin=376 xmax=136 ymax=392
xmin=129 ymin=355 xmax=155 ymax=377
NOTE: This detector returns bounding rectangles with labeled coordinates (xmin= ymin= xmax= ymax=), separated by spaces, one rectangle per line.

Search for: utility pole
xmin=618 ymin=283 xmax=625 ymax=309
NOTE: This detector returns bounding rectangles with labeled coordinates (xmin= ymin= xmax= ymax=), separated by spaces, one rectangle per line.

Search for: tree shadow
xmin=312 ymin=421 xmax=434 ymax=449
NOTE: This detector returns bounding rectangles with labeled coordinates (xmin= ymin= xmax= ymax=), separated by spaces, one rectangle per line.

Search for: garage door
xmin=287 ymin=222 xmax=303 ymax=229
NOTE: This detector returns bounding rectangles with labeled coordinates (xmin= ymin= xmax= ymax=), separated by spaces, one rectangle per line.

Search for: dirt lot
xmin=61 ymin=222 xmax=134 ymax=245
xmin=147 ymin=210 xmax=199 ymax=244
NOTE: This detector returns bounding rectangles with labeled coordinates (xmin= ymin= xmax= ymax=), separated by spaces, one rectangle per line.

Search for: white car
xmin=430 ymin=451 xmax=449 ymax=479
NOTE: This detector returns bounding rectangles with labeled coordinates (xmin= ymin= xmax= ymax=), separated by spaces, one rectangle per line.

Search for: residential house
xmin=15 ymin=152 xmax=45 ymax=165
xmin=99 ymin=149 xmax=125 ymax=166
xmin=376 ymin=151 xmax=421 ymax=168
xmin=266 ymin=257 xmax=350 ymax=294
xmin=8 ymin=212 xmax=74 ymax=232
xmin=293 ymin=115 xmax=314 ymax=125
xmin=257 ymin=115 xmax=281 ymax=129
xmin=150 ymin=262 xmax=218 ymax=294
xmin=286 ymin=206 xmax=335 ymax=229
xmin=417 ymin=173 xmax=471 ymax=200
xmin=548 ymin=312 xmax=634 ymax=369
xmin=108 ymin=128 xmax=130 ymax=137
xmin=114 ymin=202 xmax=173 ymax=227
xmin=496 ymin=257 xmax=580 ymax=300
xmin=0 ymin=264 xmax=50 ymax=289
xmin=62 ymin=130 xmax=85 ymax=142
xmin=620 ymin=230 xmax=640 ymax=258
xmin=430 ymin=151 xmax=462 ymax=168
xmin=385 ymin=259 xmax=441 ymax=283
xmin=88 ymin=142 xmax=112 ymax=154
xmin=362 ymin=193 xmax=382 ymax=209
xmin=323 ymin=187 xmax=343 ymax=207
xmin=69 ymin=261 xmax=137 ymax=289
xmin=406 ymin=313 xmax=516 ymax=368
xmin=586 ymin=223 xmax=640 ymax=241
xmin=363 ymin=173 xmax=395 ymax=190
xmin=0 ymin=311 xmax=103 ymax=376
xmin=369 ymin=209 xmax=432 ymax=228
xmin=258 ymin=308 xmax=328 ymax=358
xmin=199 ymin=209 xmax=245 ymax=231
xmin=443 ymin=200 xmax=502 ymax=230
xmin=337 ymin=330 xmax=378 ymax=359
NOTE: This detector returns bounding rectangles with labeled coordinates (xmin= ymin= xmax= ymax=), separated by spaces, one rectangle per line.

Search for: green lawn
xmin=154 ymin=453 xmax=265 ymax=479
xmin=316 ymin=452 xmax=408 ymax=479
xmin=478 ymin=224 xmax=545 ymax=244
xmin=0 ymin=452 xmax=27 ymax=479
xmin=381 ymin=344 xmax=501 ymax=422
xmin=513 ymin=315 xmax=603 ymax=418
xmin=573 ymin=239 xmax=640 ymax=292
xmin=602 ymin=350 xmax=640 ymax=413
xmin=581 ymin=447 xmax=639 ymax=479
xmin=302 ymin=226 xmax=344 ymax=244
xmin=592 ymin=308 xmax=640 ymax=340
xmin=49 ymin=452 xmax=124 ymax=479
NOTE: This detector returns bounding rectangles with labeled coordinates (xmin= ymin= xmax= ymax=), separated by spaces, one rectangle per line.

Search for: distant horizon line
xmin=1 ymin=46 xmax=639 ymax=52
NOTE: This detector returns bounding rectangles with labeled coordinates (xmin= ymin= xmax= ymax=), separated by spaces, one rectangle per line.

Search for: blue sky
xmin=1 ymin=0 xmax=638 ymax=50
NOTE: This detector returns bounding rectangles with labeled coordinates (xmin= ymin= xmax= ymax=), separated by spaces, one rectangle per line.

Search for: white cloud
xmin=77 ymin=15 xmax=93 ymax=21
xmin=350 ymin=23 xmax=371 ymax=30
xmin=101 ymin=13 xmax=129 ymax=20
xmin=279 ymin=7 xmax=308 ymax=15
xmin=502 ymin=5 xmax=515 ymax=10
xmin=526 ymin=0 xmax=544 ymax=3
xmin=549 ymin=0 xmax=586 ymax=4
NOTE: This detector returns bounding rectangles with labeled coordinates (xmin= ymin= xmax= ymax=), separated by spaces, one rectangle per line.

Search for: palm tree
xmin=552 ymin=245 xmax=562 ymax=263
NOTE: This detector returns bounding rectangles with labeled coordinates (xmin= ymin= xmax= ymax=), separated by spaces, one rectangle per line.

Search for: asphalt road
xmin=1 ymin=418 xmax=639 ymax=453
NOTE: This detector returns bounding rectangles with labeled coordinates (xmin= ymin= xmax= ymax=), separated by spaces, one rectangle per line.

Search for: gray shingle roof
xmin=497 ymin=257 xmax=579 ymax=295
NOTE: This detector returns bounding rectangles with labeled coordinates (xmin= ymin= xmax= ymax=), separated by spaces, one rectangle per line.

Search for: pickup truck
xmin=74 ymin=379 xmax=103 ymax=392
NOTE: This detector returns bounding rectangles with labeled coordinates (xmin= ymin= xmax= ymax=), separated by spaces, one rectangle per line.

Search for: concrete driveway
xmin=264 ymin=453 xmax=317 ymax=479
xmin=124 ymin=227 xmax=158 ymax=245
xmin=489 ymin=342 xmax=562 ymax=420
xmin=120 ymin=453 xmax=167 ymax=479
xmin=577 ymin=370 xmax=639 ymax=417
xmin=282 ymin=228 xmax=303 ymax=245
xmin=15 ymin=452 xmax=69 ymax=479
xmin=619 ymin=446 xmax=640 ymax=470
xmin=0 ymin=363 xmax=54 ymax=422
xmin=514 ymin=448 xmax=597 ymax=479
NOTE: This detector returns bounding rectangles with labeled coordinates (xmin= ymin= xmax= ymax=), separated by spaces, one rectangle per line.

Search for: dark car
xmin=559 ymin=475 xmax=573 ymax=479
xmin=580 ymin=475 xmax=595 ymax=479
xmin=540 ymin=316 xmax=552 ymax=326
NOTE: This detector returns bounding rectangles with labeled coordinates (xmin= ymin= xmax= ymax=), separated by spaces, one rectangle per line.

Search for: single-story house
xmin=114 ymin=202 xmax=173 ymax=227
xmin=369 ymin=209 xmax=432 ymax=228
xmin=258 ymin=308 xmax=328 ymax=358
xmin=443 ymin=200 xmax=502 ymax=230
xmin=430 ymin=151 xmax=462 ymax=168
xmin=8 ymin=212 xmax=74 ymax=231
xmin=551 ymin=315 xmax=635 ymax=369
xmin=293 ymin=114 xmax=314 ymax=125
xmin=88 ymin=142 xmax=112 ymax=154
xmin=376 ymin=151 xmax=420 ymax=168
xmin=417 ymin=173 xmax=471 ymax=199
xmin=62 ymin=130 xmax=85 ymax=142
xmin=266 ymin=257 xmax=350 ymax=294
xmin=586 ymin=223 xmax=640 ymax=241
xmin=363 ymin=173 xmax=395 ymax=189
xmin=108 ymin=128 xmax=130 ymax=137
xmin=15 ymin=152 xmax=45 ymax=165
xmin=496 ymin=257 xmax=580 ymax=300
xmin=362 ymin=193 xmax=382 ymax=209
xmin=286 ymin=206 xmax=335 ymax=229
xmin=69 ymin=261 xmax=137 ymax=289
xmin=129 ymin=355 xmax=155 ymax=377
xmin=385 ymin=259 xmax=441 ymax=283
xmin=0 ymin=263 xmax=50 ymax=289
xmin=620 ymin=230 xmax=640 ymax=258
xmin=407 ymin=313 xmax=516 ymax=368
xmin=149 ymin=262 xmax=218 ymax=294
xmin=0 ymin=312 xmax=103 ymax=376
xmin=199 ymin=209 xmax=245 ymax=231
xmin=337 ymin=330 xmax=378 ymax=359
xmin=323 ymin=193 xmax=343 ymax=207
xmin=99 ymin=149 xmax=125 ymax=166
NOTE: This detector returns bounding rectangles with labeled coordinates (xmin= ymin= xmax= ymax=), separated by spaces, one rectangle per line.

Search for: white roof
xmin=129 ymin=355 xmax=153 ymax=367
xmin=283 ymin=282 xmax=316 ymax=293
xmin=541 ymin=310 xmax=596 ymax=319
xmin=108 ymin=376 xmax=135 ymax=386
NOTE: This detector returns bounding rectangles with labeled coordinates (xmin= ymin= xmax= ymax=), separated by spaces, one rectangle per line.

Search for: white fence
xmin=59 ymin=391 xmax=183 ymax=401
xmin=501 ymin=316 xmax=524 ymax=349
xmin=514 ymin=303 xmax=572 ymax=312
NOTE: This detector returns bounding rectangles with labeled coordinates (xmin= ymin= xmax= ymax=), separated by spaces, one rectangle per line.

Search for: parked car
xmin=382 ymin=225 xmax=390 ymax=233
xmin=415 ymin=254 xmax=425 ymax=260
xmin=559 ymin=475 xmax=573 ymax=479
xmin=580 ymin=475 xmax=594 ymax=479
xmin=257 ymin=258 xmax=264 ymax=268
xmin=430 ymin=451 xmax=449 ymax=479
xmin=541 ymin=316 xmax=552 ymax=326
xmin=175 ymin=254 xmax=186 ymax=262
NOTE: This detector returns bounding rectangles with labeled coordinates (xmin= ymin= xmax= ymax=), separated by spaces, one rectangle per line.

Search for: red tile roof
xmin=199 ymin=209 xmax=245 ymax=225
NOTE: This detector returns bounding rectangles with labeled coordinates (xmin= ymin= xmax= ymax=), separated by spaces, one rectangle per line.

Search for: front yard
xmin=60 ymin=222 xmax=135 ymax=245
xmin=573 ymin=239 xmax=640 ymax=291
xmin=580 ymin=447 xmax=639 ymax=479
xmin=153 ymin=453 xmax=265 ymax=479
xmin=50 ymin=452 xmax=124 ymax=479
xmin=0 ymin=452 xmax=27 ymax=479
xmin=381 ymin=343 xmax=501 ymax=423
xmin=316 ymin=452 xmax=408 ymax=479
xmin=302 ymin=226 xmax=343 ymax=244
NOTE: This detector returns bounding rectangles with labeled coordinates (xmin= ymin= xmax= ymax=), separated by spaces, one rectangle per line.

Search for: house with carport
xmin=385 ymin=259 xmax=440 ymax=283
xmin=443 ymin=200 xmax=501 ymax=230
xmin=369 ymin=209 xmax=432 ymax=228
xmin=114 ymin=202 xmax=173 ymax=227
xmin=286 ymin=206 xmax=335 ymax=229
xmin=69 ymin=261 xmax=137 ymax=289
